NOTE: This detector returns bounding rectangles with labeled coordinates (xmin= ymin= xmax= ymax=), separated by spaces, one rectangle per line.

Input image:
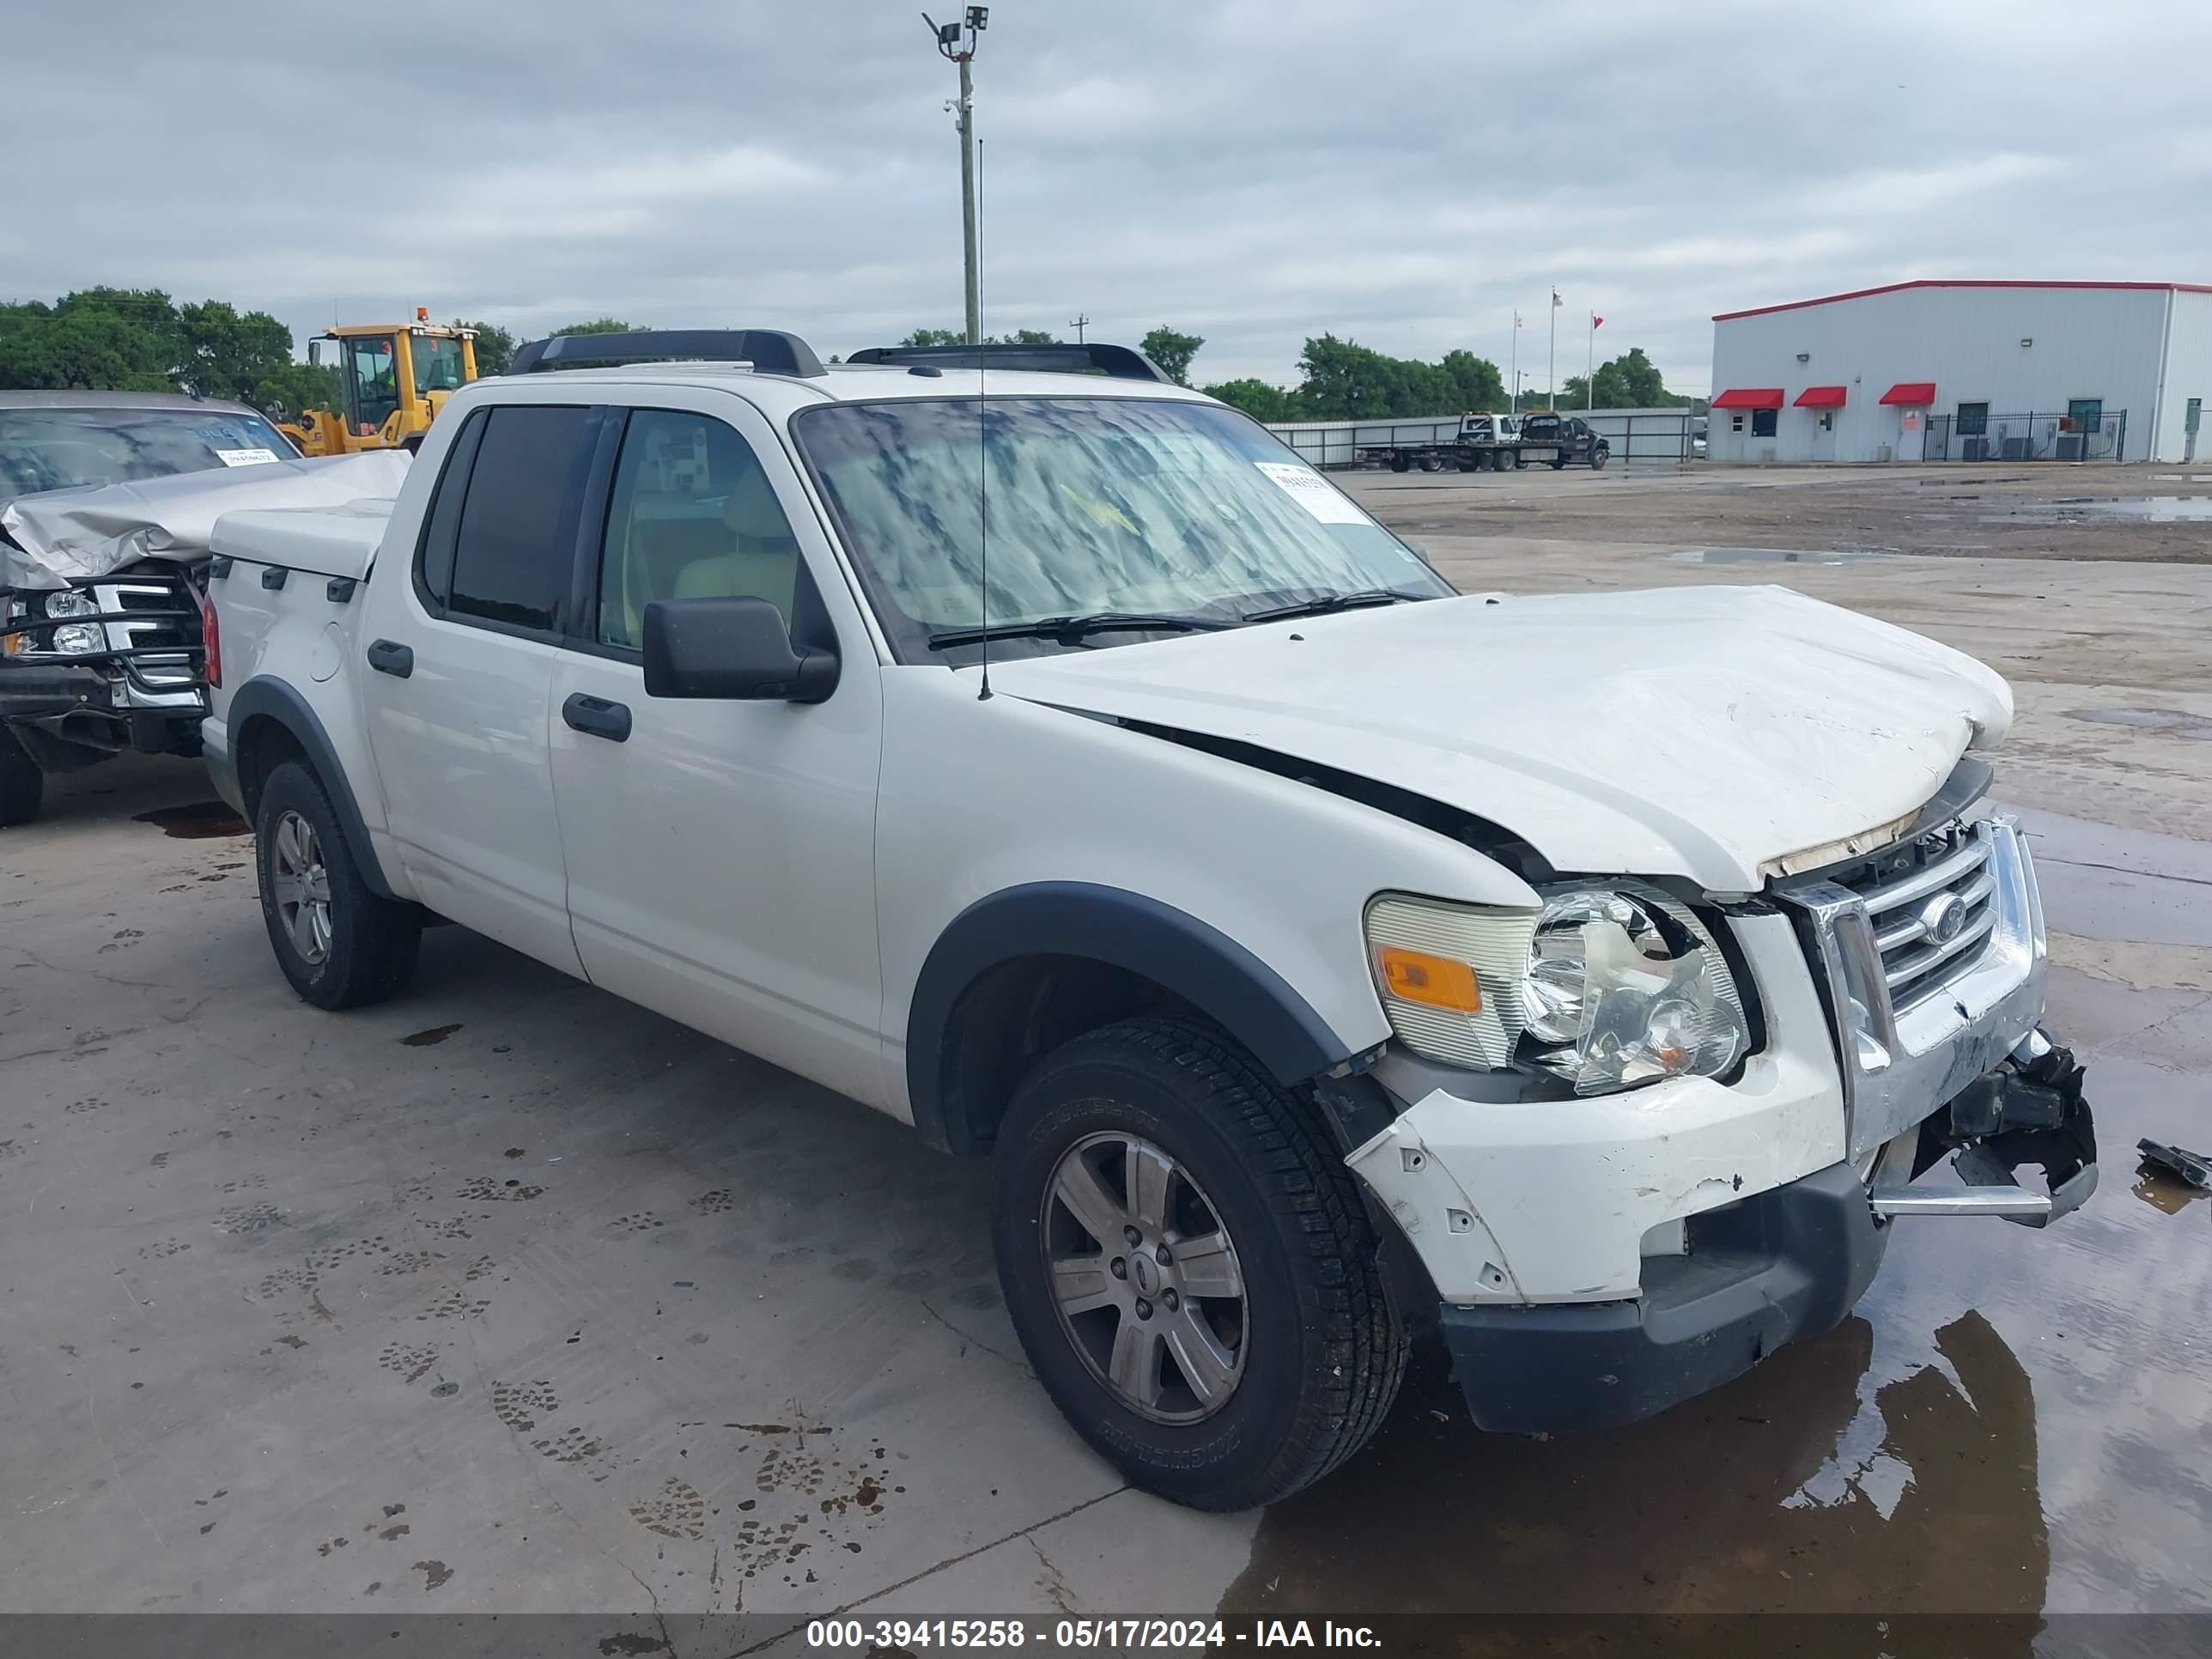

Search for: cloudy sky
xmin=7 ymin=0 xmax=2209 ymax=395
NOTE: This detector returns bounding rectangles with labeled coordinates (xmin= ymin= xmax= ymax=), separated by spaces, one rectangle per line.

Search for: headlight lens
xmin=42 ymin=590 xmax=104 ymax=654
xmin=1521 ymin=884 xmax=1749 ymax=1095
xmin=1365 ymin=884 xmax=1750 ymax=1095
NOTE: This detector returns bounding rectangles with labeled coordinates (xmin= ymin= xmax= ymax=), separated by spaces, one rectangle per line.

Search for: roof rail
xmin=844 ymin=342 xmax=1172 ymax=384
xmin=508 ymin=329 xmax=827 ymax=379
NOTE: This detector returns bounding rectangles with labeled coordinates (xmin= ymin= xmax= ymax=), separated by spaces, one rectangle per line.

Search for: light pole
xmin=925 ymin=9 xmax=989 ymax=345
xmin=1068 ymin=313 xmax=1089 ymax=343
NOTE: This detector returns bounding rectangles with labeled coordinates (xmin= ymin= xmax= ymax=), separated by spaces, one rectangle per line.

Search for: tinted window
xmin=596 ymin=410 xmax=802 ymax=649
xmin=447 ymin=404 xmax=593 ymax=632
xmin=1751 ymin=407 xmax=1778 ymax=439
xmin=414 ymin=409 xmax=489 ymax=608
xmin=1956 ymin=402 xmax=1990 ymax=437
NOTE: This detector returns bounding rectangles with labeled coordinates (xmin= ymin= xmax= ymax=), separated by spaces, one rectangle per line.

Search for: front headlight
xmin=42 ymin=589 xmax=105 ymax=655
xmin=1366 ymin=883 xmax=1750 ymax=1095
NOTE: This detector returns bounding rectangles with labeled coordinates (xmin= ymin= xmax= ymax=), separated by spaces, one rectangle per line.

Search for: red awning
xmin=1879 ymin=381 xmax=1936 ymax=406
xmin=1794 ymin=386 xmax=1848 ymax=408
xmin=1711 ymin=387 xmax=1785 ymax=410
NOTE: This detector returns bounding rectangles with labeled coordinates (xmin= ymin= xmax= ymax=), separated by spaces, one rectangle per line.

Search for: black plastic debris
xmin=2136 ymin=1139 xmax=2212 ymax=1191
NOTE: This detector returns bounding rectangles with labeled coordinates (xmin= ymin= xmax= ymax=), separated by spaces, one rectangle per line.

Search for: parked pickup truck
xmin=203 ymin=331 xmax=2095 ymax=1510
xmin=1516 ymin=411 xmax=1612 ymax=468
xmin=1356 ymin=412 xmax=1523 ymax=473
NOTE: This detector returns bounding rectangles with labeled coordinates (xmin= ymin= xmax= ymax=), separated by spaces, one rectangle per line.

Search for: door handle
xmin=562 ymin=691 xmax=632 ymax=743
xmin=367 ymin=639 xmax=413 ymax=678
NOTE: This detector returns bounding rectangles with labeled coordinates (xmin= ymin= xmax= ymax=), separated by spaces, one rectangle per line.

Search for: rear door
xmin=360 ymin=398 xmax=599 ymax=975
xmin=544 ymin=393 xmax=888 ymax=1108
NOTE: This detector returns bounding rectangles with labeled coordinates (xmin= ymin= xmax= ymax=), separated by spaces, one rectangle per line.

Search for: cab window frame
xmin=575 ymin=404 xmax=815 ymax=662
xmin=409 ymin=398 xmax=603 ymax=647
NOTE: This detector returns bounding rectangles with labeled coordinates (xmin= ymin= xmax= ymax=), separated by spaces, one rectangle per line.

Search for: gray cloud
xmin=5 ymin=0 xmax=2208 ymax=395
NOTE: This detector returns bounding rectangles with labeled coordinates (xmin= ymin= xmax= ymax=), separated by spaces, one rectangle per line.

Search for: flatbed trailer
xmin=1355 ymin=413 xmax=1524 ymax=473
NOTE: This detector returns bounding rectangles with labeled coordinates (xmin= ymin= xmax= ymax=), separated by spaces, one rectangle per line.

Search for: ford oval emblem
xmin=1920 ymin=891 xmax=1968 ymax=945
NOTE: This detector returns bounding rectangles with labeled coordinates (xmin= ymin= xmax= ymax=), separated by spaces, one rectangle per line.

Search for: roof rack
xmin=508 ymin=329 xmax=827 ymax=379
xmin=843 ymin=342 xmax=1172 ymax=383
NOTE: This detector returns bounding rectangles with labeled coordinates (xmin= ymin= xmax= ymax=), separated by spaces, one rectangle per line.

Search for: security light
xmin=2020 ymin=337 xmax=2033 ymax=348
xmin=935 ymin=20 xmax=961 ymax=45
xmin=967 ymin=5 xmax=988 ymax=27
xmin=1796 ymin=352 xmax=1810 ymax=362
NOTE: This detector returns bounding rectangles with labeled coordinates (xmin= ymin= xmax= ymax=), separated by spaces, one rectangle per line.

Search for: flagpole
xmin=1510 ymin=310 xmax=1518 ymax=412
xmin=1547 ymin=292 xmax=1556 ymax=410
xmin=1586 ymin=313 xmax=1595 ymax=411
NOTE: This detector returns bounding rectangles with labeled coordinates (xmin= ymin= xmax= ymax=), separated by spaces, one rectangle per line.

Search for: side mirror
xmin=641 ymin=597 xmax=839 ymax=704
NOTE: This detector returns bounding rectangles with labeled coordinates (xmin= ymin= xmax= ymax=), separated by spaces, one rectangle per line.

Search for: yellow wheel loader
xmin=277 ymin=311 xmax=479 ymax=457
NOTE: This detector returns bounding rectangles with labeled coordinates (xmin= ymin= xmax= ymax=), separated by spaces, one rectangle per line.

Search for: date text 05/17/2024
xmin=805 ymin=1620 xmax=1383 ymax=1650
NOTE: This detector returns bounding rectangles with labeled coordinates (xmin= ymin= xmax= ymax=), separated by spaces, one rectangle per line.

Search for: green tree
xmin=175 ymin=300 xmax=295 ymax=402
xmin=553 ymin=318 xmax=632 ymax=336
xmin=897 ymin=328 xmax=1061 ymax=347
xmin=1201 ymin=378 xmax=1300 ymax=422
xmin=457 ymin=319 xmax=517 ymax=376
xmin=0 ymin=299 xmax=174 ymax=392
xmin=901 ymin=327 xmax=965 ymax=348
xmin=1139 ymin=326 xmax=1204 ymax=386
xmin=1438 ymin=349 xmax=1506 ymax=412
xmin=1560 ymin=347 xmax=1682 ymax=410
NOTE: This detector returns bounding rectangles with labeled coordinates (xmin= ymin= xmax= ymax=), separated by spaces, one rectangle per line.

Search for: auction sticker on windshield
xmin=1254 ymin=460 xmax=1367 ymax=525
xmin=216 ymin=447 xmax=281 ymax=467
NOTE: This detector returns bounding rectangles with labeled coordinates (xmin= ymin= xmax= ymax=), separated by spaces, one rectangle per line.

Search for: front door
xmin=2068 ymin=398 xmax=2104 ymax=459
xmin=546 ymin=398 xmax=888 ymax=1109
xmin=1809 ymin=409 xmax=1837 ymax=463
xmin=360 ymin=400 xmax=599 ymax=977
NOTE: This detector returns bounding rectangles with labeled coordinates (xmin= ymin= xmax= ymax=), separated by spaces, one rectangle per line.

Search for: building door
xmin=2065 ymin=398 xmax=2103 ymax=462
xmin=1809 ymin=408 xmax=1837 ymax=463
xmin=1893 ymin=406 xmax=1924 ymax=465
xmin=2185 ymin=398 xmax=2201 ymax=463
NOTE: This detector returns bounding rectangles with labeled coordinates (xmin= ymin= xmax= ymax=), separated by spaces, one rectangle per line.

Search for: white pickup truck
xmin=200 ymin=331 xmax=2095 ymax=1511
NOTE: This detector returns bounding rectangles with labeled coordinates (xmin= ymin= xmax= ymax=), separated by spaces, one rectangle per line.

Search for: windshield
xmin=412 ymin=334 xmax=468 ymax=394
xmin=0 ymin=406 xmax=297 ymax=504
xmin=793 ymin=396 xmax=1449 ymax=663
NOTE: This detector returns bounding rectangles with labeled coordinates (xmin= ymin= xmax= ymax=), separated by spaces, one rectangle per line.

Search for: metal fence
xmin=1922 ymin=410 xmax=2129 ymax=464
xmin=1265 ymin=408 xmax=1700 ymax=469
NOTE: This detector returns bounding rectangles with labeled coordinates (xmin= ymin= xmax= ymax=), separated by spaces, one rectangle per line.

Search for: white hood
xmin=985 ymin=586 xmax=2012 ymax=892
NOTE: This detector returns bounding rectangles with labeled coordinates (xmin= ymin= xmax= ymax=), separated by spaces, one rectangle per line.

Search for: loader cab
xmin=307 ymin=319 xmax=478 ymax=446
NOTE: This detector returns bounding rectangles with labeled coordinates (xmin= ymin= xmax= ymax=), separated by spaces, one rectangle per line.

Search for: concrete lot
xmin=2 ymin=462 xmax=2208 ymax=1623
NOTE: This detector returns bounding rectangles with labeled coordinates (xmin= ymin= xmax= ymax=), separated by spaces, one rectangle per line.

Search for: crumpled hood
xmin=984 ymin=586 xmax=2012 ymax=892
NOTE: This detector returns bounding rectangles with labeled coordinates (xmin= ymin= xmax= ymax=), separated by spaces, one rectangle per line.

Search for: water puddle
xmin=133 ymin=800 xmax=250 ymax=839
xmin=1666 ymin=546 xmax=1892 ymax=564
xmin=1982 ymin=496 xmax=2212 ymax=524
xmin=2064 ymin=708 xmax=2212 ymax=740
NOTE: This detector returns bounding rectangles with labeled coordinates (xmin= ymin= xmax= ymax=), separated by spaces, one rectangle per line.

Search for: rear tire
xmin=994 ymin=1017 xmax=1406 ymax=1511
xmin=1389 ymin=454 xmax=1411 ymax=473
xmin=1551 ymin=455 xmax=1567 ymax=470
xmin=0 ymin=726 xmax=42 ymax=827
xmin=254 ymin=759 xmax=421 ymax=1009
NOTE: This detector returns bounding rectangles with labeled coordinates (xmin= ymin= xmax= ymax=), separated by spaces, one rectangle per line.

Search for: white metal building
xmin=1706 ymin=280 xmax=2212 ymax=465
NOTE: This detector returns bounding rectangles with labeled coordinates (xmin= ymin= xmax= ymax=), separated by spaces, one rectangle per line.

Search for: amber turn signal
xmin=1376 ymin=946 xmax=1482 ymax=1013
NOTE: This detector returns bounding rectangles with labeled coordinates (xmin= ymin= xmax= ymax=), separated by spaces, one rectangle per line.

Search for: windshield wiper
xmin=1240 ymin=588 xmax=1426 ymax=625
xmin=926 ymin=611 xmax=1232 ymax=651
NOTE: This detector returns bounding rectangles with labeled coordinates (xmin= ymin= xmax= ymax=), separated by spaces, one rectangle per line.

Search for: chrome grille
xmin=1828 ymin=819 xmax=1997 ymax=1012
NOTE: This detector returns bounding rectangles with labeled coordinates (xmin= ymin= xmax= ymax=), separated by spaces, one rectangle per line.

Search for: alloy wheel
xmin=1041 ymin=1130 xmax=1249 ymax=1424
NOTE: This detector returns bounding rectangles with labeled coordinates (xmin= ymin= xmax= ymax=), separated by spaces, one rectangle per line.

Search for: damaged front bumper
xmin=1430 ymin=1029 xmax=2096 ymax=1434
xmin=1347 ymin=812 xmax=2096 ymax=1434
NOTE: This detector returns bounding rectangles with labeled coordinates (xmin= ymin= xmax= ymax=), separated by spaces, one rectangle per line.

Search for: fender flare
xmin=906 ymin=881 xmax=1357 ymax=1153
xmin=223 ymin=676 xmax=398 ymax=900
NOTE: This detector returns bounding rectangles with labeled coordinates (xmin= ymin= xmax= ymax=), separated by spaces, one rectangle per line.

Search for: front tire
xmin=1590 ymin=447 xmax=1610 ymax=471
xmin=0 ymin=726 xmax=42 ymax=827
xmin=994 ymin=1017 xmax=1405 ymax=1510
xmin=255 ymin=759 xmax=421 ymax=1009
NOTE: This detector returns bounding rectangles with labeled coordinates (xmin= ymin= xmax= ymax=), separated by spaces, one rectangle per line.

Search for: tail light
xmin=199 ymin=586 xmax=222 ymax=688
